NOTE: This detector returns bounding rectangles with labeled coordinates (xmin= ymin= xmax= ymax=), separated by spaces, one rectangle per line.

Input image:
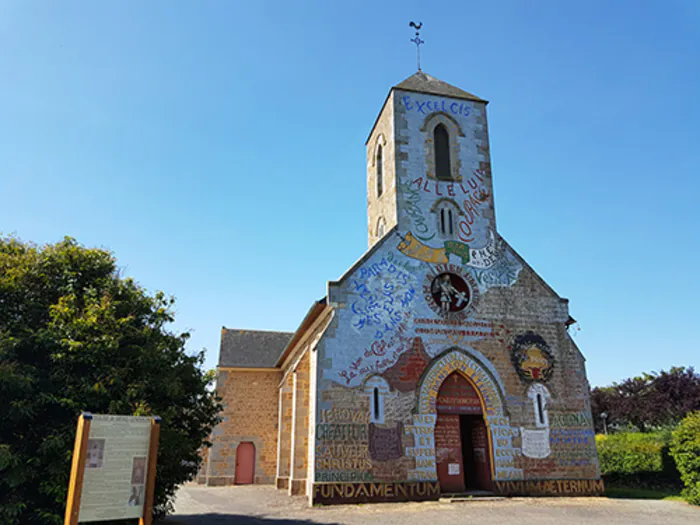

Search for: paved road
xmin=166 ymin=484 xmax=699 ymax=525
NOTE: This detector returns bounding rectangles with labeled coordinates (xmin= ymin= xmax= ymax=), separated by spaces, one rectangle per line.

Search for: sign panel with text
xmin=64 ymin=413 xmax=161 ymax=525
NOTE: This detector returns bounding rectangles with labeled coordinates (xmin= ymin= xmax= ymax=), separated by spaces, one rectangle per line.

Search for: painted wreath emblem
xmin=510 ymin=331 xmax=555 ymax=382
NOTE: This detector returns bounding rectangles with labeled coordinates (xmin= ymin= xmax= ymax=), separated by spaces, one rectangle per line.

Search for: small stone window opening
xmin=376 ymin=144 xmax=384 ymax=197
xmin=365 ymin=376 xmax=389 ymax=424
xmin=528 ymin=383 xmax=550 ymax=428
xmin=434 ymin=124 xmax=452 ymax=181
xmin=373 ymin=388 xmax=380 ymax=421
xmin=536 ymin=393 xmax=545 ymax=425
xmin=376 ymin=217 xmax=386 ymax=238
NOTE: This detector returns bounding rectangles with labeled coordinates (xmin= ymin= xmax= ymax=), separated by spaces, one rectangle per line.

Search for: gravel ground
xmin=165 ymin=484 xmax=699 ymax=525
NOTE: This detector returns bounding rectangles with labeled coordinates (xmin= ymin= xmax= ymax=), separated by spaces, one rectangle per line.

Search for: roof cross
xmin=409 ymin=21 xmax=424 ymax=71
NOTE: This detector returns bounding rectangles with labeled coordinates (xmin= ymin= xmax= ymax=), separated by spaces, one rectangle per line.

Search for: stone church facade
xmin=203 ymin=72 xmax=603 ymax=504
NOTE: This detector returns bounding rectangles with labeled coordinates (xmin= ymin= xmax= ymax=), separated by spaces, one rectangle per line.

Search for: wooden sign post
xmin=64 ymin=413 xmax=161 ymax=525
xmin=64 ymin=413 xmax=92 ymax=525
xmin=141 ymin=417 xmax=161 ymax=525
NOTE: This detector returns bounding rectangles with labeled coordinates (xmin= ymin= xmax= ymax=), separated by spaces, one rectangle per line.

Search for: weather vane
xmin=409 ymin=21 xmax=424 ymax=71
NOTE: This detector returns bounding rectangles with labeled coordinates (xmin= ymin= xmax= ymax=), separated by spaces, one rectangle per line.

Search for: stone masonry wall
xmin=290 ymin=351 xmax=311 ymax=495
xmin=207 ymin=368 xmax=282 ymax=485
xmin=276 ymin=373 xmax=293 ymax=488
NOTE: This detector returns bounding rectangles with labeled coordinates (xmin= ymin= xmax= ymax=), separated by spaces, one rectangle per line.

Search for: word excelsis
xmin=402 ymin=95 xmax=472 ymax=117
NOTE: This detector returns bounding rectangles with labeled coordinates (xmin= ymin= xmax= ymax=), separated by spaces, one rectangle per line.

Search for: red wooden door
xmin=471 ymin=420 xmax=492 ymax=491
xmin=435 ymin=414 xmax=465 ymax=493
xmin=235 ymin=442 xmax=255 ymax=484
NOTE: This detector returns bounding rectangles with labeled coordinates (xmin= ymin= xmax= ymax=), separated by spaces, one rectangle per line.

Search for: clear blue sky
xmin=1 ymin=1 xmax=698 ymax=387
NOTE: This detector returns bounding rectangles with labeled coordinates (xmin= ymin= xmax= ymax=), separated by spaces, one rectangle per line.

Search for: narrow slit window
xmin=448 ymin=209 xmax=453 ymax=235
xmin=373 ymin=388 xmax=380 ymax=420
xmin=376 ymin=145 xmax=384 ymax=197
xmin=434 ymin=124 xmax=452 ymax=181
xmin=440 ymin=208 xmax=446 ymax=234
xmin=536 ymin=393 xmax=545 ymax=425
xmin=365 ymin=376 xmax=389 ymax=423
xmin=377 ymin=217 xmax=386 ymax=238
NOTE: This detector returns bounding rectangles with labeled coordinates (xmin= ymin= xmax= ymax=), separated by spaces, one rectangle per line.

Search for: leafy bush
xmin=670 ymin=411 xmax=700 ymax=505
xmin=0 ymin=237 xmax=222 ymax=524
xmin=596 ymin=430 xmax=680 ymax=489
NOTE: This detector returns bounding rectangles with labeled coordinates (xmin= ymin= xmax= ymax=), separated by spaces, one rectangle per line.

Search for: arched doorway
xmin=235 ymin=442 xmax=255 ymax=484
xmin=434 ymin=372 xmax=492 ymax=493
xmin=409 ymin=348 xmax=522 ymax=488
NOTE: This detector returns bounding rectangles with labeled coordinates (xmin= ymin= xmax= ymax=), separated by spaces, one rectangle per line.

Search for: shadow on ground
xmin=164 ymin=515 xmax=337 ymax=525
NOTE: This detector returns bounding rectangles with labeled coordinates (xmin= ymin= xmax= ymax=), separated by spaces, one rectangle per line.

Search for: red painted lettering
xmin=459 ymin=221 xmax=473 ymax=242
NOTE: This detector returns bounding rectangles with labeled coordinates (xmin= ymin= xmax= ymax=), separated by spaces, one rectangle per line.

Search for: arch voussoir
xmin=417 ymin=348 xmax=505 ymax=416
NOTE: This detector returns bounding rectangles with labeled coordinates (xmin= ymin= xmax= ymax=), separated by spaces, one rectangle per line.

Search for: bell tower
xmin=365 ymin=87 xmax=398 ymax=248
xmin=366 ymin=71 xmax=496 ymax=252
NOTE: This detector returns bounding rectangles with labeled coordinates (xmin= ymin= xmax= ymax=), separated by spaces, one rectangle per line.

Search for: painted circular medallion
xmin=430 ymin=273 xmax=471 ymax=314
xmin=422 ymin=264 xmax=479 ymax=320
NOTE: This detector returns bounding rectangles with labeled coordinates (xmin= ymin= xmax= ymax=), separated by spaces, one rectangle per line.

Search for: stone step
xmin=440 ymin=492 xmax=505 ymax=503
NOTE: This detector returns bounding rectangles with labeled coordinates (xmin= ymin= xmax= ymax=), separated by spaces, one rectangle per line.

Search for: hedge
xmin=670 ymin=411 xmax=700 ymax=505
xmin=596 ymin=430 xmax=680 ymax=489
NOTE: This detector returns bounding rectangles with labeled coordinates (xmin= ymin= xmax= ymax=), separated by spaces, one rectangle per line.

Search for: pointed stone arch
xmin=416 ymin=348 xmax=506 ymax=417
xmin=405 ymin=347 xmax=524 ymax=483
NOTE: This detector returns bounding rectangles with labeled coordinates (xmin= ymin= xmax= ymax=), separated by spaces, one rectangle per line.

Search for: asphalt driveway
xmin=165 ymin=484 xmax=699 ymax=525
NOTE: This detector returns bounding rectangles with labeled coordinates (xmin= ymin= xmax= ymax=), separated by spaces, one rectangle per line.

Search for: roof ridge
xmin=222 ymin=327 xmax=294 ymax=334
xmin=393 ymin=71 xmax=487 ymax=103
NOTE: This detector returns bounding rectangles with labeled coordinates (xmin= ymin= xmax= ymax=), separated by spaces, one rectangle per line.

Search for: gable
xmin=500 ymin=235 xmax=563 ymax=299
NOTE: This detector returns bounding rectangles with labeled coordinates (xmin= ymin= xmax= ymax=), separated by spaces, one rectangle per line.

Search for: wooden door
xmin=235 ymin=442 xmax=255 ymax=484
xmin=471 ymin=420 xmax=492 ymax=491
xmin=435 ymin=414 xmax=465 ymax=493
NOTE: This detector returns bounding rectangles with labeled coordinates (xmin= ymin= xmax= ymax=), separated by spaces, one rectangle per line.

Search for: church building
xmin=203 ymin=70 xmax=603 ymax=504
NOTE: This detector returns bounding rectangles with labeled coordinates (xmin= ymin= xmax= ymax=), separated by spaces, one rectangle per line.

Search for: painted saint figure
xmin=433 ymin=274 xmax=468 ymax=315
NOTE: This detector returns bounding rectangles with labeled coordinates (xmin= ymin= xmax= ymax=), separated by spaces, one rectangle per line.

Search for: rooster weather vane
xmin=409 ymin=21 xmax=424 ymax=71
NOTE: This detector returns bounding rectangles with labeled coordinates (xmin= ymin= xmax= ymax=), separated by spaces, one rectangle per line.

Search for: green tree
xmin=591 ymin=367 xmax=700 ymax=433
xmin=0 ymin=236 xmax=222 ymax=524
xmin=670 ymin=411 xmax=700 ymax=505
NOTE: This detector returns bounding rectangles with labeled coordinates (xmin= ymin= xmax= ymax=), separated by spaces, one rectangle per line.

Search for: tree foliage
xmin=0 ymin=236 xmax=222 ymax=524
xmin=670 ymin=411 xmax=700 ymax=505
xmin=591 ymin=367 xmax=700 ymax=433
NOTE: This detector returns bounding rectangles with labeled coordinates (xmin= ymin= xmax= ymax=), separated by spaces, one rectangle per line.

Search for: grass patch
xmin=606 ymin=486 xmax=683 ymax=501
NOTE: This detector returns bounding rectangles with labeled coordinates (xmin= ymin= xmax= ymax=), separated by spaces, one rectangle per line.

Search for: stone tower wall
xmin=367 ymin=93 xmax=398 ymax=248
xmin=394 ymin=89 xmax=496 ymax=241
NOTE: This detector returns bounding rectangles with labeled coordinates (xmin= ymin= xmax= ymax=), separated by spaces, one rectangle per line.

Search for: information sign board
xmin=64 ymin=413 xmax=160 ymax=525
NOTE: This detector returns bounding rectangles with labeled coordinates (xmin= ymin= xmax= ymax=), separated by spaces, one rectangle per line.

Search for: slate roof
xmin=218 ymin=328 xmax=294 ymax=368
xmin=393 ymin=71 xmax=487 ymax=103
